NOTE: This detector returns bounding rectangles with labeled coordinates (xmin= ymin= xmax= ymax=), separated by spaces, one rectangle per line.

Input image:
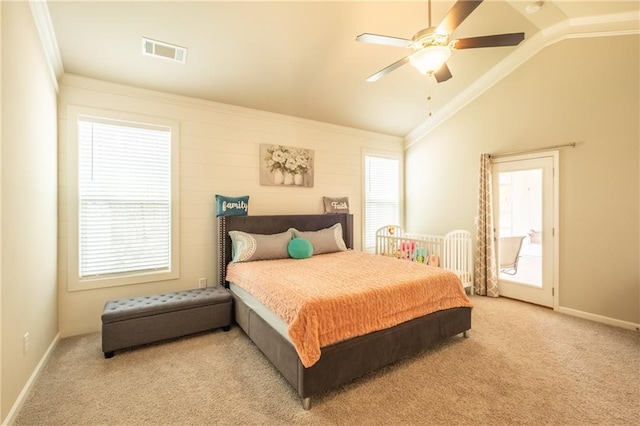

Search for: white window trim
xmin=66 ymin=105 xmax=180 ymax=291
xmin=362 ymin=149 xmax=404 ymax=252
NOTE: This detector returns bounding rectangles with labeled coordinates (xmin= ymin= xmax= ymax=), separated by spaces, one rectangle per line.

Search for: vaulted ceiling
xmin=44 ymin=1 xmax=639 ymax=138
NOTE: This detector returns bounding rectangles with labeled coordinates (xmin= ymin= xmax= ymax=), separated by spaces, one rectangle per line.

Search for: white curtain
xmin=474 ymin=154 xmax=499 ymax=297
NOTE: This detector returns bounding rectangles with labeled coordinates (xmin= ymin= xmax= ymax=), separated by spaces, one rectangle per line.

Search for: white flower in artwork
xmin=271 ymin=149 xmax=286 ymax=163
xmin=290 ymin=148 xmax=312 ymax=174
xmin=264 ymin=145 xmax=313 ymax=176
xmin=285 ymin=158 xmax=298 ymax=171
xmin=264 ymin=145 xmax=289 ymax=172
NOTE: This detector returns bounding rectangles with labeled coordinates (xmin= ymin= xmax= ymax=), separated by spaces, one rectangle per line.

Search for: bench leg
xmin=104 ymin=351 xmax=114 ymax=359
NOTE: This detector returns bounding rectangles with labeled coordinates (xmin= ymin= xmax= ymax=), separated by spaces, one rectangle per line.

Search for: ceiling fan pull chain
xmin=427 ymin=79 xmax=433 ymax=117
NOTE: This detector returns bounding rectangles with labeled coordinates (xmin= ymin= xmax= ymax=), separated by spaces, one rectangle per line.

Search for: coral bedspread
xmin=226 ymin=250 xmax=473 ymax=367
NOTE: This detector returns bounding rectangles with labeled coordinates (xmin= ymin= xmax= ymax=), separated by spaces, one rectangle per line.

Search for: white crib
xmin=375 ymin=225 xmax=474 ymax=295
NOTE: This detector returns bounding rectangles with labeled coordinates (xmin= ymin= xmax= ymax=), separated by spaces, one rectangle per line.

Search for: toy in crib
xmin=391 ymin=241 xmax=410 ymax=260
xmin=392 ymin=242 xmax=430 ymax=264
xmin=414 ymin=247 xmax=426 ymax=263
xmin=405 ymin=245 xmax=439 ymax=265
xmin=397 ymin=241 xmax=416 ymax=260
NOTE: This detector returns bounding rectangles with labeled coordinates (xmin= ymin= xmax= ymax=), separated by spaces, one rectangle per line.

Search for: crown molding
xmin=405 ymin=10 xmax=640 ymax=149
xmin=28 ymin=0 xmax=64 ymax=92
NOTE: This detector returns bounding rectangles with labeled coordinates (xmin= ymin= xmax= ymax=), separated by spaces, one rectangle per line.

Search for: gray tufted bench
xmin=101 ymin=286 xmax=232 ymax=358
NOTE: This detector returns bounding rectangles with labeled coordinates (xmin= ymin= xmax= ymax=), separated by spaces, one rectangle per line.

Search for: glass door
xmin=492 ymin=154 xmax=556 ymax=308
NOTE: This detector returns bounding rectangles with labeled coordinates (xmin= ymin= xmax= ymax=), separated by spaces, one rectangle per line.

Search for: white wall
xmin=1 ymin=1 xmax=59 ymax=421
xmin=405 ymin=34 xmax=640 ymax=326
xmin=0 ymin=2 xmax=4 ymax=419
xmin=57 ymin=74 xmax=403 ymax=337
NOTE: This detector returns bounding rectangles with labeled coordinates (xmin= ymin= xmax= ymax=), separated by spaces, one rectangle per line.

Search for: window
xmin=67 ymin=107 xmax=179 ymax=290
xmin=363 ymin=152 xmax=402 ymax=251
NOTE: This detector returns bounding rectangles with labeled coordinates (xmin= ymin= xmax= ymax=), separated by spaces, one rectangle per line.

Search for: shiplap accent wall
xmin=57 ymin=74 xmax=403 ymax=337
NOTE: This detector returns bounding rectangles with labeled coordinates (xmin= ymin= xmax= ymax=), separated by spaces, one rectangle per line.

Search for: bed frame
xmin=218 ymin=214 xmax=471 ymax=410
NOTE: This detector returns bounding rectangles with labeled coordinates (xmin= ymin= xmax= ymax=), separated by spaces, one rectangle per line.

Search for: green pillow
xmin=288 ymin=238 xmax=314 ymax=259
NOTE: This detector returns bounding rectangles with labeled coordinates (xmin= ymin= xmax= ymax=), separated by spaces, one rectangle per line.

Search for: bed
xmin=218 ymin=214 xmax=472 ymax=410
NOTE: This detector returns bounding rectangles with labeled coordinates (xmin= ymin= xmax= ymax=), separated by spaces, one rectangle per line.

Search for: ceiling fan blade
xmin=434 ymin=63 xmax=453 ymax=83
xmin=454 ymin=32 xmax=525 ymax=49
xmin=436 ymin=0 xmax=483 ymax=35
xmin=365 ymin=56 xmax=411 ymax=82
xmin=356 ymin=33 xmax=413 ymax=48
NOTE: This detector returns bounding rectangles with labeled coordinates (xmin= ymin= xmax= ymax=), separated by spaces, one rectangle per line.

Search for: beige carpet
xmin=14 ymin=296 xmax=639 ymax=425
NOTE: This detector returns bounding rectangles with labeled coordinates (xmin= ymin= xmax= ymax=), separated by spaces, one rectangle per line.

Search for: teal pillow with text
xmin=215 ymin=195 xmax=249 ymax=217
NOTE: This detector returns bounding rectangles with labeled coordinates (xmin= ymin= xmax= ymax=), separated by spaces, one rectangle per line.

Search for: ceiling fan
xmin=356 ymin=0 xmax=525 ymax=83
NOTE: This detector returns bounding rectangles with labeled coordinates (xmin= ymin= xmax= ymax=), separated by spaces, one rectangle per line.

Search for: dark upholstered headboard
xmin=217 ymin=214 xmax=354 ymax=286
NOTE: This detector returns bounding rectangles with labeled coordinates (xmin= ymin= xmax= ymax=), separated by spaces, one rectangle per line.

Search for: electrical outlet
xmin=23 ymin=332 xmax=30 ymax=355
xmin=198 ymin=278 xmax=207 ymax=288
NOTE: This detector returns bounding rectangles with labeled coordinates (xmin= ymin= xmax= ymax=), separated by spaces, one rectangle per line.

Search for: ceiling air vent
xmin=142 ymin=38 xmax=187 ymax=63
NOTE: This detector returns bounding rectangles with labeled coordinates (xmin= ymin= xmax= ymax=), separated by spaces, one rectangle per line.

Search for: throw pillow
xmin=216 ymin=195 xmax=249 ymax=217
xmin=291 ymin=223 xmax=348 ymax=255
xmin=323 ymin=196 xmax=349 ymax=214
xmin=287 ymin=238 xmax=314 ymax=259
xmin=229 ymin=229 xmax=292 ymax=262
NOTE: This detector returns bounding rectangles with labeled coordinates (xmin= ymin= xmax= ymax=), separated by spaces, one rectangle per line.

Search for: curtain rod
xmin=490 ymin=142 xmax=576 ymax=158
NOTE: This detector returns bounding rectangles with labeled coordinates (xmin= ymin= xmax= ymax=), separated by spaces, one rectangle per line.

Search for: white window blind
xmin=364 ymin=154 xmax=401 ymax=250
xmin=78 ymin=117 xmax=172 ymax=278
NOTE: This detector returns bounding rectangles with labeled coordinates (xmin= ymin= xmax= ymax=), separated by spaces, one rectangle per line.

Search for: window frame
xmin=66 ymin=105 xmax=180 ymax=291
xmin=362 ymin=149 xmax=404 ymax=252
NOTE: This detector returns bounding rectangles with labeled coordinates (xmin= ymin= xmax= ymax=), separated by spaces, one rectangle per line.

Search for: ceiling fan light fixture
xmin=357 ymin=0 xmax=526 ymax=83
xmin=409 ymin=46 xmax=451 ymax=75
xmin=526 ymin=1 xmax=544 ymax=14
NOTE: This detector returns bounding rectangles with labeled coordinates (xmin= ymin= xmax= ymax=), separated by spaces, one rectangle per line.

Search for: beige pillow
xmin=229 ymin=229 xmax=293 ymax=262
xmin=292 ymin=223 xmax=348 ymax=255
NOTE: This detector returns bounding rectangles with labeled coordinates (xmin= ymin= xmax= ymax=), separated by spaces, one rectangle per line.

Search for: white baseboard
xmin=557 ymin=306 xmax=640 ymax=331
xmin=2 ymin=333 xmax=60 ymax=426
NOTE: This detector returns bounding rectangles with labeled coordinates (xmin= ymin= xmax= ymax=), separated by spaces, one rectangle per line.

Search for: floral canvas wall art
xmin=260 ymin=144 xmax=314 ymax=187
